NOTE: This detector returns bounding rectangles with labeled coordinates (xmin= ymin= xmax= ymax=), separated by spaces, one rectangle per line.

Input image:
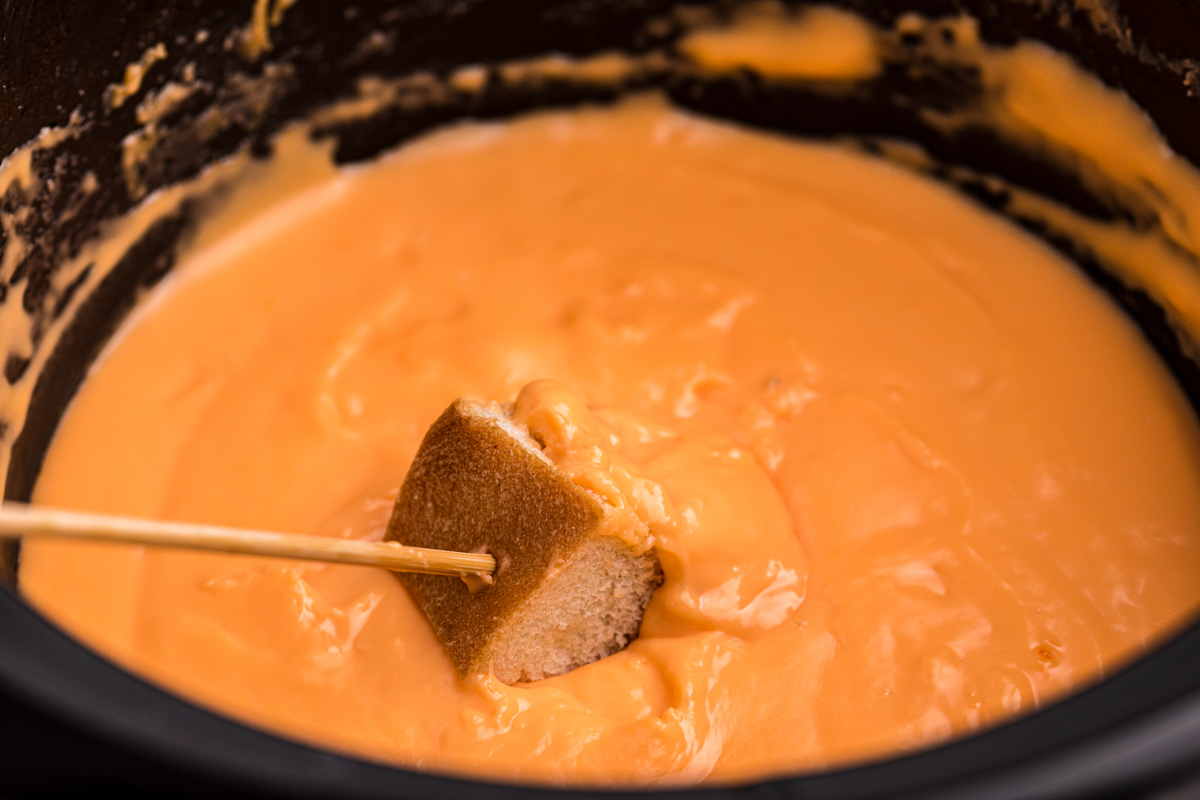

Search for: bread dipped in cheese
xmin=386 ymin=381 xmax=664 ymax=683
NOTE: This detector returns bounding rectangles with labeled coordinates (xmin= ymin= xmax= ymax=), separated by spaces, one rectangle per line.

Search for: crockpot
xmin=2 ymin=0 xmax=1200 ymax=796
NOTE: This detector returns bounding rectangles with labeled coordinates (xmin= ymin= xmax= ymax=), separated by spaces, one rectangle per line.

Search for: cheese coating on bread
xmin=386 ymin=394 xmax=663 ymax=683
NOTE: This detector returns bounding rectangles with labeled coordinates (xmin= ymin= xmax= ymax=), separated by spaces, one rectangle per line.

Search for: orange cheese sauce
xmin=18 ymin=98 xmax=1200 ymax=784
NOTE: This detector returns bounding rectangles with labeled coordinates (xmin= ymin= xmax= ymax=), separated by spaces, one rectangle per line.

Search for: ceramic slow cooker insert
xmin=2 ymin=1 xmax=1200 ymax=796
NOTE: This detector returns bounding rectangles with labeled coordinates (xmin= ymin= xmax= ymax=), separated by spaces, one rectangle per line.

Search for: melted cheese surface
xmin=19 ymin=98 xmax=1200 ymax=784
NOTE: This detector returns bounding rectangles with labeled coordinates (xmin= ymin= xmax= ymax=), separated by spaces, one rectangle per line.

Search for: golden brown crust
xmin=387 ymin=399 xmax=659 ymax=681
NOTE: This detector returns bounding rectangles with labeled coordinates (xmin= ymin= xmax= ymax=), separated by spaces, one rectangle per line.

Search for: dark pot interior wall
xmin=2 ymin=1 xmax=1200 ymax=797
xmin=4 ymin=1 xmax=1200 ymax=173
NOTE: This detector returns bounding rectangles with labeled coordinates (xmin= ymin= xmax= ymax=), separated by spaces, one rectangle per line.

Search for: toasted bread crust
xmin=387 ymin=399 xmax=661 ymax=682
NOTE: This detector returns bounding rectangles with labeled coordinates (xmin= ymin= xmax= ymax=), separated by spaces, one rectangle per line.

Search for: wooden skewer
xmin=0 ymin=503 xmax=495 ymax=578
